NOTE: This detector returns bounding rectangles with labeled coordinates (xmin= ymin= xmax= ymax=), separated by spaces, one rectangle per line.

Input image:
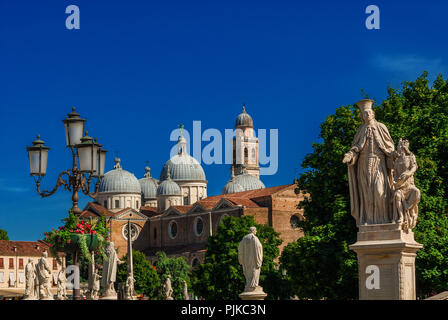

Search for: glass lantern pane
xmin=91 ymin=145 xmax=99 ymax=173
xmin=28 ymin=150 xmax=41 ymax=175
xmin=99 ymin=150 xmax=106 ymax=176
xmin=40 ymin=149 xmax=48 ymax=175
xmin=67 ymin=122 xmax=84 ymax=146
xmin=78 ymin=146 xmax=93 ymax=172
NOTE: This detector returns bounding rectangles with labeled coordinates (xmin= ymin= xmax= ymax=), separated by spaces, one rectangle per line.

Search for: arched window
xmin=168 ymin=221 xmax=178 ymax=239
xmin=244 ymin=148 xmax=248 ymax=164
xmin=290 ymin=215 xmax=301 ymax=229
xmin=251 ymin=148 xmax=256 ymax=162
xmin=194 ymin=217 xmax=204 ymax=236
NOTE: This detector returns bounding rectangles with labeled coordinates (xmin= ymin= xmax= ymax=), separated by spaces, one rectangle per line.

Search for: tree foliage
xmin=154 ymin=251 xmax=191 ymax=300
xmin=280 ymin=72 xmax=448 ymax=299
xmin=0 ymin=229 xmax=9 ymax=240
xmin=191 ymin=215 xmax=287 ymax=300
xmin=117 ymin=250 xmax=160 ymax=299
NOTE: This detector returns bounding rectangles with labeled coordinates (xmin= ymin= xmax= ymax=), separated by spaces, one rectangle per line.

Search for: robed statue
xmin=101 ymin=242 xmax=123 ymax=299
xmin=36 ymin=251 xmax=53 ymax=300
xmin=163 ymin=275 xmax=174 ymax=300
xmin=343 ymin=99 xmax=395 ymax=226
xmin=238 ymin=227 xmax=263 ymax=292
xmin=56 ymin=265 xmax=67 ymax=300
xmin=392 ymin=139 xmax=420 ymax=231
xmin=23 ymin=259 xmax=37 ymax=300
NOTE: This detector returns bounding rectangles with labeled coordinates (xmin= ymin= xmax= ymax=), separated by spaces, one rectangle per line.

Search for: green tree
xmin=280 ymin=72 xmax=448 ymax=299
xmin=191 ymin=215 xmax=287 ymax=300
xmin=0 ymin=229 xmax=9 ymax=240
xmin=117 ymin=250 xmax=160 ymax=299
xmin=154 ymin=251 xmax=191 ymax=300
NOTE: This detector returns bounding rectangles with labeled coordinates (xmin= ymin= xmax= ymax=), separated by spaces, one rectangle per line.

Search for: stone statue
xmin=125 ymin=275 xmax=136 ymax=300
xmin=182 ymin=280 xmax=189 ymax=300
xmin=36 ymin=251 xmax=53 ymax=300
xmin=23 ymin=259 xmax=37 ymax=300
xmin=33 ymin=266 xmax=39 ymax=299
xmin=56 ymin=265 xmax=67 ymax=300
xmin=238 ymin=227 xmax=263 ymax=292
xmin=163 ymin=275 xmax=174 ymax=300
xmin=87 ymin=252 xmax=101 ymax=300
xmin=343 ymin=99 xmax=395 ymax=226
xmin=392 ymin=139 xmax=420 ymax=231
xmin=101 ymin=242 xmax=123 ymax=299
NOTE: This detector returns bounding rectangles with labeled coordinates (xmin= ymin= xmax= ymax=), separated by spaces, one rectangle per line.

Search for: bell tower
xmin=231 ymin=104 xmax=260 ymax=178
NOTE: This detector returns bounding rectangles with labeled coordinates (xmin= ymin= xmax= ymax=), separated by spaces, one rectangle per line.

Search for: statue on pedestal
xmin=392 ymin=139 xmax=420 ymax=231
xmin=163 ymin=275 xmax=174 ymax=300
xmin=125 ymin=275 xmax=136 ymax=300
xmin=343 ymin=99 xmax=395 ymax=226
xmin=56 ymin=265 xmax=67 ymax=300
xmin=238 ymin=227 xmax=263 ymax=292
xmin=346 ymin=99 xmax=423 ymax=300
xmin=101 ymin=242 xmax=123 ymax=299
xmin=23 ymin=259 xmax=37 ymax=300
xmin=36 ymin=251 xmax=53 ymax=300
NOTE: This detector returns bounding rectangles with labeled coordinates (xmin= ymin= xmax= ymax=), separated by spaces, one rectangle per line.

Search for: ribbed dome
xmin=99 ymin=158 xmax=142 ymax=194
xmin=235 ymin=105 xmax=253 ymax=128
xmin=222 ymin=179 xmax=245 ymax=194
xmin=157 ymin=174 xmax=181 ymax=196
xmin=160 ymin=154 xmax=206 ymax=181
xmin=233 ymin=173 xmax=265 ymax=191
xmin=139 ymin=167 xmax=159 ymax=200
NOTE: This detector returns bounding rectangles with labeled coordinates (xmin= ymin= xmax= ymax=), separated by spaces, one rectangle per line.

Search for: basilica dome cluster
xmin=94 ymin=105 xmax=265 ymax=213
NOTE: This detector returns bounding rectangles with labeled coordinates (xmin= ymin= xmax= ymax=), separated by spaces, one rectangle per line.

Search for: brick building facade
xmin=80 ymin=184 xmax=304 ymax=265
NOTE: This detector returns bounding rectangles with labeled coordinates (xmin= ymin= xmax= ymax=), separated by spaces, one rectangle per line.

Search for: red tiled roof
xmin=171 ymin=205 xmax=193 ymax=214
xmin=224 ymin=197 xmax=260 ymax=208
xmin=140 ymin=206 xmax=159 ymax=218
xmin=0 ymin=240 xmax=61 ymax=257
xmin=80 ymin=202 xmax=114 ymax=218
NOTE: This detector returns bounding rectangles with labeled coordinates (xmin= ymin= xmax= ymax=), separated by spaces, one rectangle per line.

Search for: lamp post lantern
xmin=26 ymin=107 xmax=107 ymax=215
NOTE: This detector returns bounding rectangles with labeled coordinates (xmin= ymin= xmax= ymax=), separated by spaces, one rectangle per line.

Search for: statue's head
xmin=356 ymin=99 xmax=375 ymax=124
xmin=42 ymin=251 xmax=48 ymax=258
xmin=397 ymin=138 xmax=410 ymax=154
xmin=250 ymin=226 xmax=257 ymax=235
xmin=28 ymin=258 xmax=33 ymax=263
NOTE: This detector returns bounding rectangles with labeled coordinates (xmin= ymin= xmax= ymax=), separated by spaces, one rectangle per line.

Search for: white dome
xmin=98 ymin=158 xmax=141 ymax=194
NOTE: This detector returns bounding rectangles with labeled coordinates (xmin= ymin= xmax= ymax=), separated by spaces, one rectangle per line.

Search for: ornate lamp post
xmin=26 ymin=107 xmax=107 ymax=300
xmin=26 ymin=107 xmax=107 ymax=215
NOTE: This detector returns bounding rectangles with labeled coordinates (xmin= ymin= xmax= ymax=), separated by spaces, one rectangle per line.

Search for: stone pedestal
xmin=239 ymin=286 xmax=267 ymax=300
xmin=349 ymin=223 xmax=422 ymax=300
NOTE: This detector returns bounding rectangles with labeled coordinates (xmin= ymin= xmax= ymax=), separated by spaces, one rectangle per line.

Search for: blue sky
xmin=1 ymin=0 xmax=447 ymax=240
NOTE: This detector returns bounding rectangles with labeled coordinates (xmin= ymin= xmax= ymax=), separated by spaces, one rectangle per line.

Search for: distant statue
xmin=87 ymin=252 xmax=101 ymax=300
xmin=101 ymin=242 xmax=123 ymax=299
xmin=125 ymin=275 xmax=137 ymax=300
xmin=238 ymin=227 xmax=263 ymax=292
xmin=163 ymin=275 xmax=174 ymax=300
xmin=89 ymin=270 xmax=101 ymax=300
xmin=23 ymin=259 xmax=37 ymax=300
xmin=56 ymin=265 xmax=67 ymax=300
xmin=343 ymin=99 xmax=395 ymax=226
xmin=392 ymin=139 xmax=421 ymax=231
xmin=36 ymin=251 xmax=53 ymax=300
xmin=33 ymin=266 xmax=39 ymax=299
xmin=182 ymin=280 xmax=189 ymax=300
